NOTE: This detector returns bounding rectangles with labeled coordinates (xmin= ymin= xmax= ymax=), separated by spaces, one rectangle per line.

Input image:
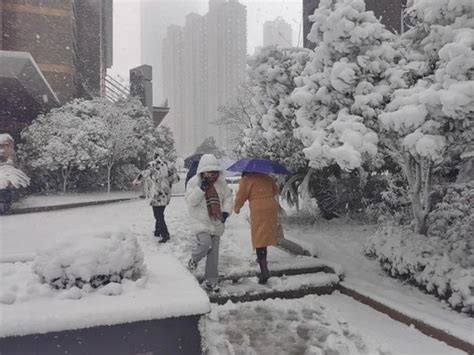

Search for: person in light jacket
xmin=186 ymin=154 xmax=233 ymax=293
xmin=133 ymin=148 xmax=180 ymax=243
xmin=233 ymin=172 xmax=280 ymax=284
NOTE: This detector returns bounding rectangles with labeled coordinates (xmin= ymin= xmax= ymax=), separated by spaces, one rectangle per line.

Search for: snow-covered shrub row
xmin=365 ymin=182 xmax=474 ymax=314
xmin=33 ymin=232 xmax=146 ymax=290
xmin=19 ymin=98 xmax=177 ymax=193
xmin=112 ymin=164 xmax=141 ymax=191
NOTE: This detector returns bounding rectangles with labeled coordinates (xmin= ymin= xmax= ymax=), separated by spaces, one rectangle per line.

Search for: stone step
xmin=208 ymin=272 xmax=339 ymax=305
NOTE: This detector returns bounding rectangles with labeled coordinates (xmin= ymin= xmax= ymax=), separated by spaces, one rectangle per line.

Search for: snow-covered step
xmin=198 ymin=263 xmax=341 ymax=284
xmin=209 ymin=272 xmax=340 ymax=305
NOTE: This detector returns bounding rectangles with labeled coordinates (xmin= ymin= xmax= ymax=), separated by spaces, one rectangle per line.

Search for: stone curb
xmin=6 ymin=197 xmax=140 ymax=215
xmin=338 ymin=284 xmax=474 ymax=354
xmin=4 ymin=194 xmax=187 ymax=215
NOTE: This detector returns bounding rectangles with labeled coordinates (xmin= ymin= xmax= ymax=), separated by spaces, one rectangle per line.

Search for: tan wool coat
xmin=234 ymin=173 xmax=280 ymax=249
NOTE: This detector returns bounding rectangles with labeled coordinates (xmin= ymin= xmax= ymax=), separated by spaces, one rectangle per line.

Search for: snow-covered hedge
xmin=33 ymin=232 xmax=146 ymax=290
xmin=365 ymin=182 xmax=474 ymax=314
xmin=112 ymin=163 xmax=141 ymax=191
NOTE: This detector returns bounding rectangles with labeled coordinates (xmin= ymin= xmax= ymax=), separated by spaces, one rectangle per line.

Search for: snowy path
xmin=0 ymin=197 xmax=468 ymax=354
xmin=284 ymin=217 xmax=474 ymax=345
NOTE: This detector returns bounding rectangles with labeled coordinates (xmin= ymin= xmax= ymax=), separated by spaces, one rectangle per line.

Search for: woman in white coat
xmin=185 ymin=154 xmax=233 ymax=293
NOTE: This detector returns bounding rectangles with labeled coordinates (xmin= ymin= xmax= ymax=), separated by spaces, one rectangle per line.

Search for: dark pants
xmin=256 ymin=247 xmax=267 ymax=259
xmin=152 ymin=206 xmax=169 ymax=238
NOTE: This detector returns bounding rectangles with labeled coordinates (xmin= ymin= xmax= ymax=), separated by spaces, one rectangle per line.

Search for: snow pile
xmin=1 ymin=251 xmax=210 ymax=337
xmin=33 ymin=231 xmax=145 ymax=289
xmin=0 ymin=163 xmax=30 ymax=189
xmin=205 ymin=296 xmax=387 ymax=355
xmin=365 ymin=182 xmax=474 ymax=314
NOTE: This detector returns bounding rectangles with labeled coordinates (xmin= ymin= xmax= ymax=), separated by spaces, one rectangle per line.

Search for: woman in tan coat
xmin=234 ymin=172 xmax=280 ymax=284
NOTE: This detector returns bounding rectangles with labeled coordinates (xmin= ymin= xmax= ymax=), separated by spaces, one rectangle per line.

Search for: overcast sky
xmin=109 ymin=0 xmax=302 ymax=83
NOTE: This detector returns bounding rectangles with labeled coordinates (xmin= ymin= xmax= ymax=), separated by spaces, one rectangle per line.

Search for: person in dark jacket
xmin=185 ymin=159 xmax=200 ymax=189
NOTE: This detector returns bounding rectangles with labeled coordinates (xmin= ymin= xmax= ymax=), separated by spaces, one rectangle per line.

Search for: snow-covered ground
xmin=283 ymin=216 xmax=474 ymax=344
xmin=0 ymin=196 xmax=469 ymax=354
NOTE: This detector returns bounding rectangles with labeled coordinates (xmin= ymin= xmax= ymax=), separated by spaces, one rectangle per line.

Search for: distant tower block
xmin=129 ymin=64 xmax=169 ymax=126
xmin=130 ymin=65 xmax=153 ymax=110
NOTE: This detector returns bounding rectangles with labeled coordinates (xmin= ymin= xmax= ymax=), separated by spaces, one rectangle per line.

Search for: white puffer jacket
xmin=185 ymin=154 xmax=233 ymax=236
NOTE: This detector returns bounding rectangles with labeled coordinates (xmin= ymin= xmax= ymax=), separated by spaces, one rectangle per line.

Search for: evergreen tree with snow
xmin=379 ymin=0 xmax=473 ymax=234
xmin=195 ymin=137 xmax=224 ymax=159
xmin=292 ymin=0 xmax=400 ymax=171
xmin=288 ymin=0 xmax=403 ymax=218
xmin=152 ymin=124 xmax=177 ymax=162
xmin=239 ymin=46 xmax=313 ymax=172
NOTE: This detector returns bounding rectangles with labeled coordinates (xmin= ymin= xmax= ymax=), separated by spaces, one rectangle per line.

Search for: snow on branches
xmin=239 ymin=46 xmax=314 ymax=172
xmin=292 ymin=0 xmax=399 ymax=171
xmin=20 ymin=98 xmax=155 ymax=193
xmin=379 ymin=0 xmax=473 ymax=234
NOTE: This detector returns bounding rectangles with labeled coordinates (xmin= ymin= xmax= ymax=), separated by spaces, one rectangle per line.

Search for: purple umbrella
xmin=227 ymin=158 xmax=289 ymax=175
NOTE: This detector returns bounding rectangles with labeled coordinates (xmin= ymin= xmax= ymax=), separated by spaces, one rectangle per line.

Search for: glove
xmin=222 ymin=212 xmax=229 ymax=223
xmin=200 ymin=177 xmax=210 ymax=191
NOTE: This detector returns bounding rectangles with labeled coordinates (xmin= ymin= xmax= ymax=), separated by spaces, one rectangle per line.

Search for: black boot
xmin=257 ymin=256 xmax=270 ymax=284
xmin=159 ymin=235 xmax=170 ymax=243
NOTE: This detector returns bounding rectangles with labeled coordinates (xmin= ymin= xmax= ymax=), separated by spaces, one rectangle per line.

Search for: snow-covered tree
xmin=292 ymin=0 xmax=399 ymax=171
xmin=195 ymin=137 xmax=224 ymax=158
xmin=217 ymin=84 xmax=260 ymax=153
xmin=152 ymin=124 xmax=177 ymax=162
xmin=20 ymin=110 xmax=104 ymax=193
xmin=95 ymin=98 xmax=154 ymax=193
xmin=379 ymin=0 xmax=474 ymax=234
xmin=239 ymin=46 xmax=314 ymax=172
xmin=20 ymin=98 xmax=155 ymax=193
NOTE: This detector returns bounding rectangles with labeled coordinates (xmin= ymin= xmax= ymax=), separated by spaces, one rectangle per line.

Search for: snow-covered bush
xmin=0 ymin=163 xmax=31 ymax=213
xmin=0 ymin=163 xmax=30 ymax=190
xmin=112 ymin=163 xmax=141 ymax=191
xmin=33 ymin=232 xmax=145 ymax=290
xmin=365 ymin=182 xmax=474 ymax=314
xmin=363 ymin=170 xmax=412 ymax=224
xmin=427 ymin=182 xmax=474 ymax=268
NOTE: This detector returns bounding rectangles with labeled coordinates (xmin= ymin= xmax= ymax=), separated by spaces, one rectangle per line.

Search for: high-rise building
xmin=183 ymin=13 xmax=207 ymax=156
xmin=303 ymin=0 xmax=403 ymax=49
xmin=141 ymin=0 xmax=204 ymax=104
xmin=0 ymin=0 xmax=113 ymax=140
xmin=163 ymin=0 xmax=247 ymax=156
xmin=162 ymin=25 xmax=185 ymax=155
xmin=263 ymin=17 xmax=293 ymax=47
xmin=208 ymin=0 xmax=247 ymax=153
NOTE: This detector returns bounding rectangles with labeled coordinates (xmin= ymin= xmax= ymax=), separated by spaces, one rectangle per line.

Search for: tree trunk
xmin=107 ymin=166 xmax=112 ymax=193
xmin=404 ymin=154 xmax=432 ymax=235
xmin=62 ymin=168 xmax=69 ymax=194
